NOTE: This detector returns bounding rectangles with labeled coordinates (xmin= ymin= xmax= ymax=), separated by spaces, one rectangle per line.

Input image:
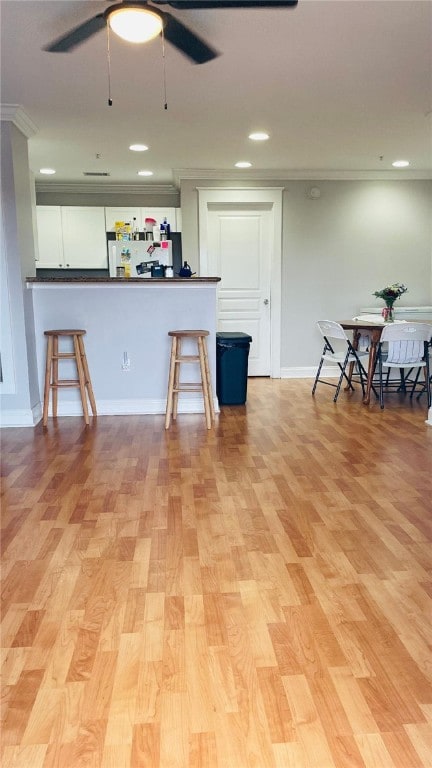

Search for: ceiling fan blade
xmin=162 ymin=12 xmax=219 ymax=63
xmin=154 ymin=0 xmax=297 ymax=7
xmin=43 ymin=14 xmax=106 ymax=52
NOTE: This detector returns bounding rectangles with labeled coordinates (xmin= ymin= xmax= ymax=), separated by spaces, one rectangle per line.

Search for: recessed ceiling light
xmin=39 ymin=168 xmax=56 ymax=175
xmin=248 ymin=132 xmax=269 ymax=141
xmin=137 ymin=170 xmax=153 ymax=176
xmin=392 ymin=160 xmax=410 ymax=168
xmin=235 ymin=161 xmax=252 ymax=168
xmin=129 ymin=144 xmax=149 ymax=152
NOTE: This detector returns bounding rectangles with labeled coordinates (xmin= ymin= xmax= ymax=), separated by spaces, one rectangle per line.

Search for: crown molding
xmin=173 ymin=168 xmax=432 ymax=184
xmin=0 ymin=104 xmax=38 ymax=138
xmin=31 ymin=172 xmax=432 ymax=195
xmin=196 ymin=186 xmax=285 ymax=191
xmin=35 ymin=182 xmax=179 ymax=195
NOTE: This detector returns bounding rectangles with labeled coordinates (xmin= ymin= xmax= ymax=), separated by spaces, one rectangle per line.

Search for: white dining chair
xmin=377 ymin=323 xmax=432 ymax=409
xmin=416 ymin=337 xmax=432 ymax=401
xmin=312 ymin=320 xmax=370 ymax=402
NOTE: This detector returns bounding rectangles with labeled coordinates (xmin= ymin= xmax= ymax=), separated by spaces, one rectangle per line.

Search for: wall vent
xmin=83 ymin=171 xmax=111 ymax=177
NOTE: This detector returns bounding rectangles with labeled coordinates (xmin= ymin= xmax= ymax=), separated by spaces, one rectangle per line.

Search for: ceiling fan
xmin=44 ymin=0 xmax=298 ymax=64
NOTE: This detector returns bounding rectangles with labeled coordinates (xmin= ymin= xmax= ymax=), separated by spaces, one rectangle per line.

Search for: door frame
xmin=198 ymin=187 xmax=283 ymax=378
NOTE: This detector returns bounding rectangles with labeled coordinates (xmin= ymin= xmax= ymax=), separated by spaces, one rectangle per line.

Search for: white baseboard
xmin=280 ymin=366 xmax=338 ymax=379
xmin=3 ymin=397 xmax=220 ymax=425
xmin=93 ymin=398 xmax=220 ymax=416
xmin=86 ymin=398 xmax=168 ymax=416
xmin=0 ymin=402 xmax=41 ymax=428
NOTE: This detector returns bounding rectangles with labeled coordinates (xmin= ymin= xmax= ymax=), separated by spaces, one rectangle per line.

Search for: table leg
xmin=363 ymin=340 xmax=378 ymax=404
xmin=345 ymin=329 xmax=361 ymax=391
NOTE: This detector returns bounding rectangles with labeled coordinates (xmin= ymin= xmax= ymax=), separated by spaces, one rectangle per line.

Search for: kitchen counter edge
xmin=27 ymin=277 xmax=221 ymax=284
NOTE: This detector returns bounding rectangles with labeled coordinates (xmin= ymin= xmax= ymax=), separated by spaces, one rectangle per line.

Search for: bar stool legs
xmin=43 ymin=333 xmax=54 ymax=427
xmin=198 ymin=335 xmax=215 ymax=427
xmin=76 ymin=334 xmax=97 ymax=416
xmin=165 ymin=330 xmax=215 ymax=429
xmin=43 ymin=329 xmax=96 ymax=426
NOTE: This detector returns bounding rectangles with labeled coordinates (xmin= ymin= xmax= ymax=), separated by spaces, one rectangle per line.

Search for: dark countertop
xmin=27 ymin=277 xmax=221 ymax=284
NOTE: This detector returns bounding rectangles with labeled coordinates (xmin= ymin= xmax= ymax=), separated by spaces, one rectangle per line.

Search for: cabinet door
xmin=61 ymin=207 xmax=108 ymax=269
xmin=105 ymin=207 xmax=141 ymax=232
xmin=36 ymin=206 xmax=64 ymax=268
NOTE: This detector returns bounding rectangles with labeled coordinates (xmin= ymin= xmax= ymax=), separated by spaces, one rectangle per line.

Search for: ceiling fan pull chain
xmin=161 ymin=27 xmax=168 ymax=111
xmin=107 ymin=24 xmax=113 ymax=106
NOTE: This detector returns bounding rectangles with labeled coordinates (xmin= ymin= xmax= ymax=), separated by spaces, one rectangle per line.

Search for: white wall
xmin=0 ymin=122 xmax=39 ymax=426
xmin=282 ymin=180 xmax=432 ymax=368
xmin=180 ymin=177 xmax=432 ymax=371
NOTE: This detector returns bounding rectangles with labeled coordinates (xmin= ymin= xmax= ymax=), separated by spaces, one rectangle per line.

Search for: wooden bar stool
xmin=165 ymin=330 xmax=215 ymax=429
xmin=43 ymin=330 xmax=96 ymax=426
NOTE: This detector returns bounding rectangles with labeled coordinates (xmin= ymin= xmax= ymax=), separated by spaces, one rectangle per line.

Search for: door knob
xmin=264 ymin=298 xmax=269 ymax=305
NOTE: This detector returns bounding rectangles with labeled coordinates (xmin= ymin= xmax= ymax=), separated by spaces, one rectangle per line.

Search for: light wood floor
xmin=1 ymin=379 xmax=431 ymax=768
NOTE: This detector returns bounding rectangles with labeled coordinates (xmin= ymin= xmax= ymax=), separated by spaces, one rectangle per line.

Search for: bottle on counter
xmin=115 ymin=222 xmax=132 ymax=241
xmin=145 ymin=217 xmax=157 ymax=240
xmin=160 ymin=216 xmax=171 ymax=240
xmin=179 ymin=261 xmax=195 ymax=278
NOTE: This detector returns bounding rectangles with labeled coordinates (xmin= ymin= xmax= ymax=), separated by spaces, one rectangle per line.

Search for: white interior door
xmin=199 ymin=187 xmax=283 ymax=378
xmin=207 ymin=205 xmax=272 ymax=376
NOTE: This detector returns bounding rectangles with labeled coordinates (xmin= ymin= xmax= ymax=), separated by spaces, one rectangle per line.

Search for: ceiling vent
xmin=83 ymin=171 xmax=111 ymax=176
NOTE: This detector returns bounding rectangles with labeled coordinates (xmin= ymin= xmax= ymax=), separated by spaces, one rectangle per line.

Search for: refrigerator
xmin=107 ymin=231 xmax=182 ymax=277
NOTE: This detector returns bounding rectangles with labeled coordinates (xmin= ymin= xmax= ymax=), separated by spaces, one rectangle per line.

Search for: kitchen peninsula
xmin=27 ymin=277 xmax=220 ymax=421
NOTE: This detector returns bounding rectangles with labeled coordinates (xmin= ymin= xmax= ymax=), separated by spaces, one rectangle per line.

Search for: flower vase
xmin=382 ymin=304 xmax=395 ymax=322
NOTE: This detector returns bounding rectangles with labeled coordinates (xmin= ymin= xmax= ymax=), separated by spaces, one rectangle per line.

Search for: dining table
xmin=339 ymin=317 xmax=432 ymax=405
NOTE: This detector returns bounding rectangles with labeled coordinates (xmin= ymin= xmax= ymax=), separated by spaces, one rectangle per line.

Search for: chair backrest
xmin=316 ymin=320 xmax=349 ymax=342
xmin=380 ymin=323 xmax=432 ymax=365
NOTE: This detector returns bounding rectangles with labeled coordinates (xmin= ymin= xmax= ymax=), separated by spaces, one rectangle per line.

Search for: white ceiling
xmin=1 ymin=0 xmax=431 ymax=187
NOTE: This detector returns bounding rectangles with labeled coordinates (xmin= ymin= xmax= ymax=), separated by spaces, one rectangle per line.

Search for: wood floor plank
xmin=2 ymin=743 xmax=48 ymax=768
xmin=131 ymin=722 xmax=160 ymax=768
xmin=282 ymin=673 xmax=336 ymax=768
xmin=354 ymin=732 xmax=397 ymax=768
xmin=1 ymin=379 xmax=431 ymax=767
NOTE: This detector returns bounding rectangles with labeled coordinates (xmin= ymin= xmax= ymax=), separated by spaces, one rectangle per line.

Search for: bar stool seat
xmin=43 ymin=329 xmax=96 ymax=426
xmin=165 ymin=330 xmax=215 ymax=429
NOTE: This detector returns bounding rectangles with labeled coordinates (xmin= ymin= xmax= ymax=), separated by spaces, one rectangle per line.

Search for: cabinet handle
xmin=66 ymin=263 xmax=70 ymax=267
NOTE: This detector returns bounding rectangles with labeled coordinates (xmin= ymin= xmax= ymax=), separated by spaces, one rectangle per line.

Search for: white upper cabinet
xmin=61 ymin=207 xmax=107 ymax=268
xmin=35 ymin=205 xmax=181 ymax=270
xmin=105 ymin=207 xmax=180 ymax=232
xmin=35 ymin=206 xmax=64 ymax=268
xmin=36 ymin=206 xmax=108 ymax=269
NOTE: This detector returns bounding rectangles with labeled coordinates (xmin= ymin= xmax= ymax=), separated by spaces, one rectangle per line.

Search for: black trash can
xmin=216 ymin=332 xmax=253 ymax=405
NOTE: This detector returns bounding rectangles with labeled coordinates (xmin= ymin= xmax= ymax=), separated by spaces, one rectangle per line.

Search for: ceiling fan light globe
xmin=108 ymin=7 xmax=163 ymax=44
xmin=248 ymin=132 xmax=269 ymax=141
